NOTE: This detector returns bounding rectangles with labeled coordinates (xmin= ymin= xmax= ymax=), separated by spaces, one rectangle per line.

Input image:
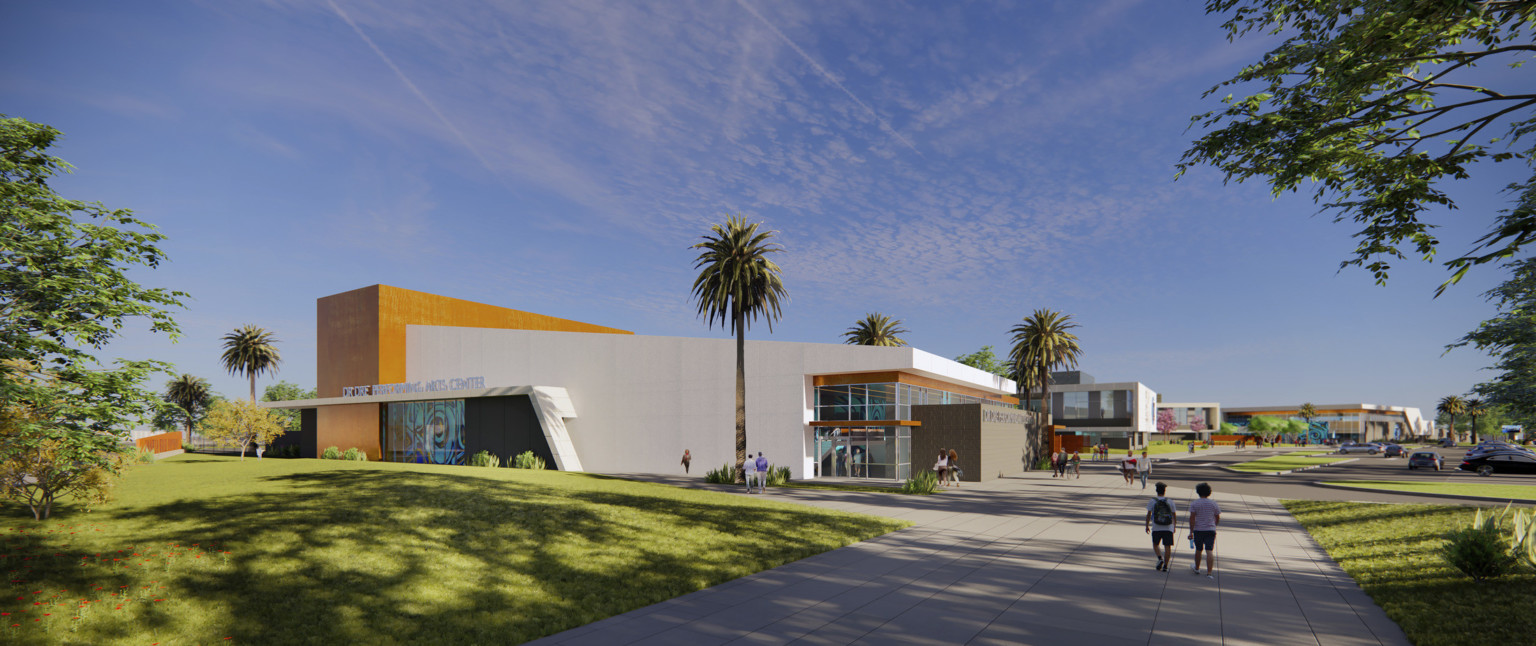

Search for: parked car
xmin=1459 ymin=450 xmax=1536 ymax=476
xmin=1407 ymin=451 xmax=1443 ymax=470
xmin=1337 ymin=442 xmax=1384 ymax=455
xmin=1382 ymin=444 xmax=1406 ymax=457
xmin=1440 ymin=437 xmax=1458 ymax=448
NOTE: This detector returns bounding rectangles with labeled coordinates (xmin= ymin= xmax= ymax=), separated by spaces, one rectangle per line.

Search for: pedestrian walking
xmin=1070 ymin=449 xmax=1081 ymax=479
xmin=1145 ymin=481 xmax=1178 ymax=572
xmin=742 ymin=451 xmax=758 ymax=493
xmin=681 ymin=449 xmax=692 ymax=474
xmin=934 ymin=449 xmax=949 ymax=485
xmin=1121 ymin=450 xmax=1136 ymax=485
xmin=1137 ymin=450 xmax=1152 ymax=489
xmin=754 ymin=452 xmax=769 ymax=493
xmin=1188 ymin=482 xmax=1221 ymax=579
xmin=947 ymin=449 xmax=962 ymax=487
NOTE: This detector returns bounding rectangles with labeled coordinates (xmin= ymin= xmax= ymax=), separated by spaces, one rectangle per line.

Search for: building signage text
xmin=343 ymin=376 xmax=486 ymax=397
xmin=982 ymin=407 xmax=1029 ymax=426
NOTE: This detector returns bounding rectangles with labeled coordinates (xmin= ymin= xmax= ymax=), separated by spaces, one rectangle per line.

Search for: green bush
xmin=1035 ymin=456 xmax=1052 ymax=471
xmin=134 ymin=446 xmax=156 ymax=464
xmin=704 ymin=464 xmax=737 ymax=484
xmin=321 ymin=446 xmax=341 ymax=460
xmin=901 ymin=469 xmax=938 ymax=495
xmin=181 ymin=443 xmax=198 ymax=453
xmin=764 ymin=465 xmax=791 ymax=487
xmin=274 ymin=445 xmax=300 ymax=458
xmin=1442 ymin=508 xmax=1520 ymax=582
xmin=469 ymin=450 xmax=502 ymax=468
xmin=512 ymin=450 xmax=545 ymax=470
xmin=342 ymin=447 xmax=368 ymax=461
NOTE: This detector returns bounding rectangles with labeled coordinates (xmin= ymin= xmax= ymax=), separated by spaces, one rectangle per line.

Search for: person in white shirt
xmin=1145 ymin=482 xmax=1178 ymax=572
xmin=742 ymin=451 xmax=758 ymax=493
xmin=1137 ymin=450 xmax=1152 ymax=489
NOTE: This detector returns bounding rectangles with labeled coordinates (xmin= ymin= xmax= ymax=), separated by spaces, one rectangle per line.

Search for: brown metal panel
xmin=316 ymin=403 xmax=381 ymax=460
xmin=316 ymin=286 xmax=381 ymax=398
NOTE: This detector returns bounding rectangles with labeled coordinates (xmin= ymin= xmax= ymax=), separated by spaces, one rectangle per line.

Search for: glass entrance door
xmin=815 ymin=426 xmax=909 ymax=479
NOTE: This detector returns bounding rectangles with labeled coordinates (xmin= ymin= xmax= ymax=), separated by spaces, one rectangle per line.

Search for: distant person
xmin=1188 ymin=482 xmax=1221 ymax=579
xmin=256 ymin=444 xmax=265 ymax=460
xmin=948 ymin=449 xmax=962 ymax=487
xmin=1055 ymin=448 xmax=1069 ymax=478
xmin=934 ymin=449 xmax=949 ymax=485
xmin=681 ymin=449 xmax=692 ymax=474
xmin=1137 ymin=450 xmax=1152 ymax=489
xmin=1188 ymin=441 xmax=1195 ymax=454
xmin=742 ymin=451 xmax=758 ymax=493
xmin=1145 ymin=481 xmax=1178 ymax=572
xmin=1070 ymin=449 xmax=1081 ymax=479
xmin=1121 ymin=450 xmax=1136 ymax=485
xmin=755 ymin=452 xmax=769 ymax=493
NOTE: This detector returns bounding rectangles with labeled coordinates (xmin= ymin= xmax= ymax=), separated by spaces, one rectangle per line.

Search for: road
xmin=1078 ymin=446 xmax=1536 ymax=506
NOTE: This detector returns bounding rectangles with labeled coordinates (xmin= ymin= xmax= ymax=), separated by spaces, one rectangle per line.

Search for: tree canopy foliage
xmin=221 ymin=325 xmax=281 ymax=402
xmin=262 ymin=381 xmax=316 ymax=435
xmin=954 ymin=346 xmax=1012 ymax=378
xmin=841 ymin=313 xmax=909 ymax=347
xmin=1449 ymin=256 xmax=1536 ymax=426
xmin=200 ymin=400 xmax=285 ymax=460
xmin=1180 ymin=1 xmax=1536 ymax=290
xmin=0 ymin=115 xmax=185 ymax=518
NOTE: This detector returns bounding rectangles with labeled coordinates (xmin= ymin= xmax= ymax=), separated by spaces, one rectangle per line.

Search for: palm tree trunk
xmin=249 ymin=373 xmax=256 ymax=403
xmin=184 ymin=419 xmax=192 ymax=446
xmin=734 ymin=307 xmax=746 ymax=484
xmin=1038 ymin=378 xmax=1051 ymax=468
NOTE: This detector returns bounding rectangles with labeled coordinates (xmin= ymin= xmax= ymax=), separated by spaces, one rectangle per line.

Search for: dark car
xmin=1408 ymin=451 xmax=1443 ymax=470
xmin=1459 ymin=450 xmax=1536 ymax=476
xmin=1440 ymin=437 xmax=1459 ymax=448
xmin=1382 ymin=444 xmax=1406 ymax=457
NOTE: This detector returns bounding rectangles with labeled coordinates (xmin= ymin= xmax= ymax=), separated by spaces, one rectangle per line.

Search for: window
xmin=1098 ymin=391 xmax=1115 ymax=419
xmin=1063 ymin=392 xmax=1089 ymax=419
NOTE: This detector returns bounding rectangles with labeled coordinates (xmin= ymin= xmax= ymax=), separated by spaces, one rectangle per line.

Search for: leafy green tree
xmin=1248 ymin=415 xmax=1284 ymax=444
xmin=1439 ymin=395 xmax=1469 ymax=441
xmin=954 ymin=345 xmax=1012 ymax=378
xmin=1449 ymin=256 xmax=1536 ymax=428
xmin=841 ymin=313 xmax=909 ymax=347
xmin=689 ymin=215 xmax=788 ymax=477
xmin=262 ymin=381 xmax=316 ymax=435
xmin=221 ymin=325 xmax=281 ymax=402
xmin=157 ymin=374 xmax=212 ymax=444
xmin=1284 ymin=419 xmax=1309 ymax=444
xmin=200 ymin=400 xmax=285 ymax=460
xmin=1298 ymin=402 xmax=1318 ymax=431
xmin=1008 ymin=309 xmax=1082 ymax=463
xmin=1179 ymin=1 xmax=1536 ymax=289
xmin=0 ymin=115 xmax=185 ymax=519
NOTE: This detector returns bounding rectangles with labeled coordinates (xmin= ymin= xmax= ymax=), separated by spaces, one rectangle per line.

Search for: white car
xmin=1337 ymin=442 xmax=1384 ymax=455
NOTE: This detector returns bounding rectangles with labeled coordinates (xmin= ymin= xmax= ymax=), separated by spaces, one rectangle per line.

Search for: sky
xmin=3 ymin=0 xmax=1528 ymax=418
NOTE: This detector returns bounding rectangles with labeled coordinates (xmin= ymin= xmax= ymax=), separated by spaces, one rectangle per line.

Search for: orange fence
xmin=135 ymin=431 xmax=182 ymax=454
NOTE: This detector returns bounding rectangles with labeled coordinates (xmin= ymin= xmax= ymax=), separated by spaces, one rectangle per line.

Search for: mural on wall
xmin=384 ymin=399 xmax=466 ymax=465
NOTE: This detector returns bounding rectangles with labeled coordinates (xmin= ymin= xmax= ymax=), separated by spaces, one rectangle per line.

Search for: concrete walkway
xmin=529 ymin=468 xmax=1408 ymax=646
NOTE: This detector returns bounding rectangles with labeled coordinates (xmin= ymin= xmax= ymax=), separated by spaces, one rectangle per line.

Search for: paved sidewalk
xmin=529 ymin=469 xmax=1408 ymax=645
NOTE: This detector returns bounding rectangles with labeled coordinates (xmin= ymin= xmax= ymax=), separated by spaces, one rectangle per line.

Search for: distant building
xmin=1154 ymin=402 xmax=1222 ymax=441
xmin=1222 ymin=404 xmax=1430 ymax=443
xmin=1047 ymin=371 xmax=1158 ymax=450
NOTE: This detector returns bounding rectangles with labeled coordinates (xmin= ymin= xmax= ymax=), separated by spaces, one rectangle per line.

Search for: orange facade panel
xmin=317 ymin=403 xmax=382 ymax=460
xmin=813 ymin=371 xmax=1018 ymax=404
xmin=316 ymin=284 xmax=632 ymax=397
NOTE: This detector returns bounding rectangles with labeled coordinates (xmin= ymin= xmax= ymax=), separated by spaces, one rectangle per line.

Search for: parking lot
xmin=1118 ymin=445 xmax=1536 ymax=505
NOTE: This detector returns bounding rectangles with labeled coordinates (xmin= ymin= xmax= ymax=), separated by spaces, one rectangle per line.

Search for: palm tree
xmin=842 ymin=313 xmax=909 ymax=347
xmin=1438 ymin=395 xmax=1467 ymax=443
xmin=1008 ymin=309 xmax=1082 ymax=464
xmin=164 ymin=374 xmax=212 ymax=444
xmin=1297 ymin=402 xmax=1318 ymax=444
xmin=221 ymin=325 xmax=282 ymax=402
xmin=1464 ymin=398 xmax=1487 ymax=443
xmin=690 ymin=215 xmax=788 ymax=478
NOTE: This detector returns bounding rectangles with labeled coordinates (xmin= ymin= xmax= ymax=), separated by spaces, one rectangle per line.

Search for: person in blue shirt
xmin=755 ymin=452 xmax=770 ymax=493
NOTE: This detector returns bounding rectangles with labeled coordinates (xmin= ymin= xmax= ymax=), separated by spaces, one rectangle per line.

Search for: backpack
xmin=1152 ymin=497 xmax=1174 ymax=526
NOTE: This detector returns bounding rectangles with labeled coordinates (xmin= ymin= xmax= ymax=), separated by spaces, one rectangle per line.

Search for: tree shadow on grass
xmin=5 ymin=468 xmax=899 ymax=645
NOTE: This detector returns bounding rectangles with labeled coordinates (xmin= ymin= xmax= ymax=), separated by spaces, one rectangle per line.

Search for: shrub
xmin=512 ymin=450 xmax=545 ymax=470
xmin=469 ymin=450 xmax=501 ymax=468
xmin=321 ymin=446 xmax=341 ymax=460
xmin=342 ymin=447 xmax=368 ymax=461
xmin=901 ymin=469 xmax=938 ymax=495
xmin=704 ymin=464 xmax=737 ymax=484
xmin=134 ymin=446 xmax=156 ymax=464
xmin=1441 ymin=507 xmax=1520 ymax=582
xmin=1035 ymin=456 xmax=1052 ymax=471
xmin=275 ymin=445 xmax=300 ymax=458
xmin=764 ymin=465 xmax=791 ymax=487
xmin=181 ymin=443 xmax=198 ymax=453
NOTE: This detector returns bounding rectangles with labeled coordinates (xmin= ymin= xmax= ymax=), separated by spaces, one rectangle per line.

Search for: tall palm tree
xmin=842 ymin=313 xmax=909 ymax=347
xmin=1008 ymin=309 xmax=1082 ymax=464
xmin=221 ymin=325 xmax=282 ymax=402
xmin=690 ymin=216 xmax=788 ymax=478
xmin=1464 ymin=398 xmax=1487 ymax=443
xmin=164 ymin=374 xmax=212 ymax=444
xmin=1437 ymin=395 xmax=1467 ymax=443
xmin=1297 ymin=402 xmax=1318 ymax=443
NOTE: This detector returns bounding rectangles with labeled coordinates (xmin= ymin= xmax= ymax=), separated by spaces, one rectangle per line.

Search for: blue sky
xmin=3 ymin=0 xmax=1524 ymax=417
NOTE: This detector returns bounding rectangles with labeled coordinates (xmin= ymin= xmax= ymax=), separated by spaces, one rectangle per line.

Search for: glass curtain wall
xmin=814 ymin=383 xmax=1010 ymax=421
xmin=813 ymin=426 xmax=910 ymax=480
xmin=382 ymin=399 xmax=467 ymax=465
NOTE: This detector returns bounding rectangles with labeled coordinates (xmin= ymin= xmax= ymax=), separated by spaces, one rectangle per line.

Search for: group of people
xmin=932 ymin=449 xmax=962 ymax=487
xmin=1145 ymin=480 xmax=1221 ymax=578
xmin=680 ymin=449 xmax=772 ymax=494
xmin=1120 ymin=449 xmax=1153 ymax=488
xmin=1050 ymin=448 xmax=1080 ymax=478
xmin=1089 ymin=442 xmax=1113 ymax=461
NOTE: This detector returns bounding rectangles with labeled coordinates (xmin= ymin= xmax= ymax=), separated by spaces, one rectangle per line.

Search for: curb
xmin=153 ymin=449 xmax=184 ymax=459
xmin=1220 ymin=457 xmax=1359 ymax=476
xmin=1310 ymin=480 xmax=1536 ymax=505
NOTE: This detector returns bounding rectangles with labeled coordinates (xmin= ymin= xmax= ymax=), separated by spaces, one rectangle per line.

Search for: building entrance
xmin=813 ymin=426 xmax=910 ymax=480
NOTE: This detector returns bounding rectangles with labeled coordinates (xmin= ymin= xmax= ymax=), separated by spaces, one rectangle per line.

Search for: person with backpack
xmin=1145 ymin=481 xmax=1178 ymax=571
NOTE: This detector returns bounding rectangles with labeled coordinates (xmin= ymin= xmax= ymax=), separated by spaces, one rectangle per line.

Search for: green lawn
xmin=1227 ymin=453 xmax=1351 ymax=472
xmin=1320 ymin=480 xmax=1536 ymax=501
xmin=1284 ymin=500 xmax=1536 ymax=646
xmin=0 ymin=455 xmax=907 ymax=645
